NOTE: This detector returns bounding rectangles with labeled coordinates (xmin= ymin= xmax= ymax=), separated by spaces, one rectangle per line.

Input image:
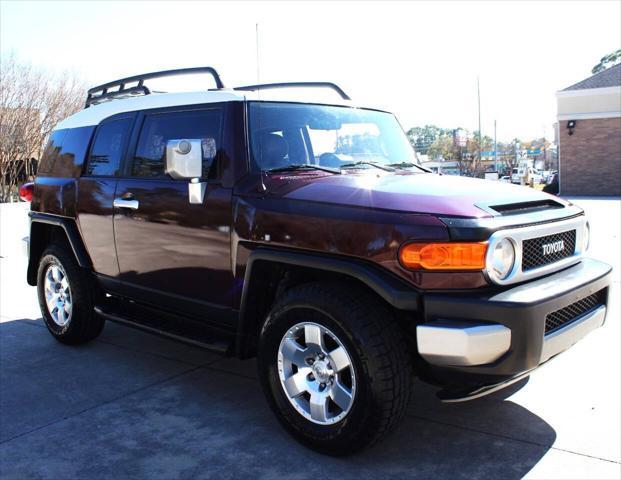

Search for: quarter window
xmin=86 ymin=117 xmax=132 ymax=176
xmin=38 ymin=130 xmax=67 ymax=174
xmin=132 ymin=109 xmax=223 ymax=178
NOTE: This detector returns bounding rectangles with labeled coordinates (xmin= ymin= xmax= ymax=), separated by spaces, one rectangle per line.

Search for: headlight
xmin=489 ymin=238 xmax=516 ymax=281
xmin=583 ymin=221 xmax=590 ymax=252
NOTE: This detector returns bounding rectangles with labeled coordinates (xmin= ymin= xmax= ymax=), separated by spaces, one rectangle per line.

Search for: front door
xmin=113 ymin=105 xmax=234 ymax=325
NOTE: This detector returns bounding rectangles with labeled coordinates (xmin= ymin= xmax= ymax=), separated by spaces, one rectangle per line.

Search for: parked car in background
xmin=511 ymin=168 xmax=520 ymax=184
xmin=544 ymin=170 xmax=558 ymax=184
xmin=543 ymin=172 xmax=559 ymax=195
xmin=514 ymin=166 xmax=543 ymax=186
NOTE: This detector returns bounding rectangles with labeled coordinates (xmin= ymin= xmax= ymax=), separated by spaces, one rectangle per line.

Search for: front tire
xmin=37 ymin=244 xmax=104 ymax=344
xmin=258 ymin=282 xmax=412 ymax=455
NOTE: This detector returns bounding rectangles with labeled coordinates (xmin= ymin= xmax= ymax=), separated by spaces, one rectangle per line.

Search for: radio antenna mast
xmin=255 ymin=22 xmax=267 ymax=193
xmin=256 ymin=22 xmax=261 ymax=89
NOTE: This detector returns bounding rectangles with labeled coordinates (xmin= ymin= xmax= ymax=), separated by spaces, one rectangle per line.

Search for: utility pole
xmin=477 ymin=76 xmax=482 ymax=175
xmin=494 ymin=119 xmax=498 ymax=173
xmin=542 ymin=124 xmax=546 ymax=171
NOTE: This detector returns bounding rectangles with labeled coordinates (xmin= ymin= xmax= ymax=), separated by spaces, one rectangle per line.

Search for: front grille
xmin=545 ymin=289 xmax=606 ymax=334
xmin=522 ymin=229 xmax=576 ymax=271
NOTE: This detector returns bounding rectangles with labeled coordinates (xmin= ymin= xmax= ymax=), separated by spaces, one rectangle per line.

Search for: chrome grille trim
xmin=485 ymin=215 xmax=587 ymax=286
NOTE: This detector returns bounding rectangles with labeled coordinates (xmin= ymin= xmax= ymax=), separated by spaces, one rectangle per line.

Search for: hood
xmin=267 ymin=172 xmax=565 ymax=218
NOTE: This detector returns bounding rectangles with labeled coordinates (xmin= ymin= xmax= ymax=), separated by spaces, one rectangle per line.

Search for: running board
xmin=437 ymin=370 xmax=532 ymax=403
xmin=94 ymin=307 xmax=231 ymax=354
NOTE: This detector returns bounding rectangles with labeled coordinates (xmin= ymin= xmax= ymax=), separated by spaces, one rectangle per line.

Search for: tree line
xmin=406 ymin=125 xmax=551 ymax=176
xmin=0 ymin=55 xmax=84 ymax=202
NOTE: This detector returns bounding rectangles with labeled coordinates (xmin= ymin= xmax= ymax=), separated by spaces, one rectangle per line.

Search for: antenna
xmin=255 ymin=22 xmax=261 ymax=89
xmin=255 ymin=22 xmax=267 ymax=193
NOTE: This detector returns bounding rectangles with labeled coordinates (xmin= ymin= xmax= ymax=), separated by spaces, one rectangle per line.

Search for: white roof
xmin=55 ymin=89 xmax=358 ymax=130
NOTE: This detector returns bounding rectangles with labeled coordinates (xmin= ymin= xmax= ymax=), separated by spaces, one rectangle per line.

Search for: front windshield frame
xmin=245 ymin=100 xmax=423 ymax=174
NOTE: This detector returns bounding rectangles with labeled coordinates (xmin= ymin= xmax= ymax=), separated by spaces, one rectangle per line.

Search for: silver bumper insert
xmin=416 ymin=322 xmax=511 ymax=367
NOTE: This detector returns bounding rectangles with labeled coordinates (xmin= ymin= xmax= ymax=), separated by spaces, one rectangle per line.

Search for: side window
xmin=55 ymin=126 xmax=96 ymax=177
xmin=86 ymin=117 xmax=132 ymax=176
xmin=38 ymin=130 xmax=68 ymax=175
xmin=132 ymin=109 xmax=223 ymax=178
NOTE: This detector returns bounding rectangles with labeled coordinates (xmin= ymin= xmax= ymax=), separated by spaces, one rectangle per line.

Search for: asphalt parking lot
xmin=1 ymin=198 xmax=620 ymax=480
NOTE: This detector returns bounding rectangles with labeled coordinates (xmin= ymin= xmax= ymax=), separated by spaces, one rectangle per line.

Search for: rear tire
xmin=37 ymin=244 xmax=104 ymax=344
xmin=257 ymin=282 xmax=412 ymax=455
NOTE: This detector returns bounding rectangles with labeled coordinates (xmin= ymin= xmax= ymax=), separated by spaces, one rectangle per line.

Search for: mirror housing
xmin=166 ymin=139 xmax=202 ymax=179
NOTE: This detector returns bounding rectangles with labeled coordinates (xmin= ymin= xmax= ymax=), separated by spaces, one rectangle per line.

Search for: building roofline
xmin=561 ymin=64 xmax=621 ymax=91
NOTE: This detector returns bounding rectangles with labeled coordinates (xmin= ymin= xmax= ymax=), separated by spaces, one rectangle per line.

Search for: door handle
xmin=113 ymin=197 xmax=139 ymax=210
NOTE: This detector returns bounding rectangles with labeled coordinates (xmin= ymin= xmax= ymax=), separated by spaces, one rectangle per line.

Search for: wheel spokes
xmin=57 ymin=306 xmax=66 ymax=325
xmin=283 ymin=369 xmax=310 ymax=398
xmin=43 ymin=263 xmax=72 ymax=327
xmin=46 ymin=293 xmax=59 ymax=312
xmin=281 ymin=338 xmax=308 ymax=367
xmin=51 ymin=266 xmax=62 ymax=283
xmin=309 ymin=393 xmax=328 ymax=423
xmin=304 ymin=324 xmax=324 ymax=351
xmin=330 ymin=380 xmax=353 ymax=411
xmin=277 ymin=322 xmax=356 ymax=425
xmin=329 ymin=346 xmax=351 ymax=372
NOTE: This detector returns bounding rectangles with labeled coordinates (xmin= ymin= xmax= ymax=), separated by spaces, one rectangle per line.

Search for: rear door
xmin=113 ymin=104 xmax=234 ymax=325
xmin=77 ymin=114 xmax=135 ymax=283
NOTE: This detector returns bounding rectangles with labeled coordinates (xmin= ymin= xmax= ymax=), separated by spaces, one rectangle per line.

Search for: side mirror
xmin=165 ymin=139 xmax=202 ymax=179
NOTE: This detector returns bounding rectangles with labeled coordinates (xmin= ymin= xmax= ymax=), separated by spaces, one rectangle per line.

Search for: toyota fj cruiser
xmin=25 ymin=67 xmax=612 ymax=455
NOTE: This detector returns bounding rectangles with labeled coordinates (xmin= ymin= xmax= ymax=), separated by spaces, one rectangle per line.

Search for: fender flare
xmin=27 ymin=212 xmax=92 ymax=285
xmin=235 ymin=248 xmax=421 ymax=357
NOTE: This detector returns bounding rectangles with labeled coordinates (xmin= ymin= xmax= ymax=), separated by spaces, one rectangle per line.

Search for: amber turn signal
xmin=399 ymin=242 xmax=488 ymax=271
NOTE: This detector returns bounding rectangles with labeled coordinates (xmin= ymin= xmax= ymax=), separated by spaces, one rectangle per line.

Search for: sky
xmin=1 ymin=0 xmax=620 ymax=142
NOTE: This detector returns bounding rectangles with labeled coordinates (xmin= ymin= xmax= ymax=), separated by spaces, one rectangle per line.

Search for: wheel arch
xmin=235 ymin=248 xmax=421 ymax=358
xmin=27 ymin=212 xmax=92 ymax=286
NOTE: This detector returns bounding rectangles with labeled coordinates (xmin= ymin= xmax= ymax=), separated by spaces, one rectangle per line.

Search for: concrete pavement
xmin=0 ymin=199 xmax=619 ymax=479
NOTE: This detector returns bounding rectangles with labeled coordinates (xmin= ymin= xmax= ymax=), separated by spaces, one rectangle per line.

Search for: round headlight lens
xmin=583 ymin=221 xmax=590 ymax=252
xmin=490 ymin=238 xmax=516 ymax=280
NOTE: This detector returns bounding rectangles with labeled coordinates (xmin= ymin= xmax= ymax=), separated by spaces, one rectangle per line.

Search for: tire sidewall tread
xmin=258 ymin=281 xmax=412 ymax=456
xmin=37 ymin=244 xmax=103 ymax=344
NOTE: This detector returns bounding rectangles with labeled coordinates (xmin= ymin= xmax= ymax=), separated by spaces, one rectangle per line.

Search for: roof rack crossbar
xmin=85 ymin=85 xmax=151 ymax=107
xmin=85 ymin=66 xmax=225 ymax=108
xmin=234 ymin=82 xmax=351 ymax=100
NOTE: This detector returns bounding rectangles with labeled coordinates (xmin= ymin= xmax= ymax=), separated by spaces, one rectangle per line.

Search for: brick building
xmin=556 ymin=64 xmax=621 ymax=195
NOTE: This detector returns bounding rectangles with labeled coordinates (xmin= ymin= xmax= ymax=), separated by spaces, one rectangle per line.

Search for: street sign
xmin=481 ymin=151 xmax=511 ymax=157
xmin=527 ymin=149 xmax=542 ymax=155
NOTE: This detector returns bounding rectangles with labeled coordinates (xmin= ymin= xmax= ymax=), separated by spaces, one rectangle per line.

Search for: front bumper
xmin=417 ymin=258 xmax=612 ymax=390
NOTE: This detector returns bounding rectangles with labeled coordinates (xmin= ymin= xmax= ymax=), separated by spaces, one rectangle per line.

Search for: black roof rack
xmin=85 ymin=67 xmax=225 ymax=108
xmin=234 ymin=82 xmax=351 ymax=101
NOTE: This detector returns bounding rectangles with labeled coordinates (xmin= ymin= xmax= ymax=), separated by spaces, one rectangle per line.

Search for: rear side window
xmin=86 ymin=117 xmax=133 ymax=176
xmin=38 ymin=130 xmax=67 ymax=175
xmin=54 ymin=126 xmax=96 ymax=177
xmin=132 ymin=109 xmax=223 ymax=178
xmin=39 ymin=127 xmax=96 ymax=177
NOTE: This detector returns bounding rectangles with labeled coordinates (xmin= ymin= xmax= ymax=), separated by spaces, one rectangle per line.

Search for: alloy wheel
xmin=43 ymin=263 xmax=73 ymax=327
xmin=277 ymin=322 xmax=356 ymax=425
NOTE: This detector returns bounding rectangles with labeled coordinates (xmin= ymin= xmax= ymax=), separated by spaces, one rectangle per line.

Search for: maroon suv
xmin=26 ymin=67 xmax=612 ymax=455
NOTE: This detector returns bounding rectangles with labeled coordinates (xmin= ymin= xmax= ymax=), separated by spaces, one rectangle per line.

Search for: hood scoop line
xmin=486 ymin=199 xmax=565 ymax=216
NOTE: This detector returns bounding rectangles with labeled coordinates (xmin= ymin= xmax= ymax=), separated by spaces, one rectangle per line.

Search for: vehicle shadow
xmin=0 ymin=318 xmax=556 ymax=480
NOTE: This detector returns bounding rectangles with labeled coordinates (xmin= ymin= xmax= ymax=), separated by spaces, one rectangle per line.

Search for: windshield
xmin=248 ymin=102 xmax=419 ymax=172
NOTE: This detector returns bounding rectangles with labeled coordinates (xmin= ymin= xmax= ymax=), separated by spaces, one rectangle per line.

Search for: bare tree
xmin=0 ymin=54 xmax=85 ymax=202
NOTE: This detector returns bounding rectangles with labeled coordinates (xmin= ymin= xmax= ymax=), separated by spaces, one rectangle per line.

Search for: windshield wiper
xmin=340 ymin=161 xmax=394 ymax=172
xmin=386 ymin=162 xmax=430 ymax=172
xmin=266 ymin=164 xmax=341 ymax=174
